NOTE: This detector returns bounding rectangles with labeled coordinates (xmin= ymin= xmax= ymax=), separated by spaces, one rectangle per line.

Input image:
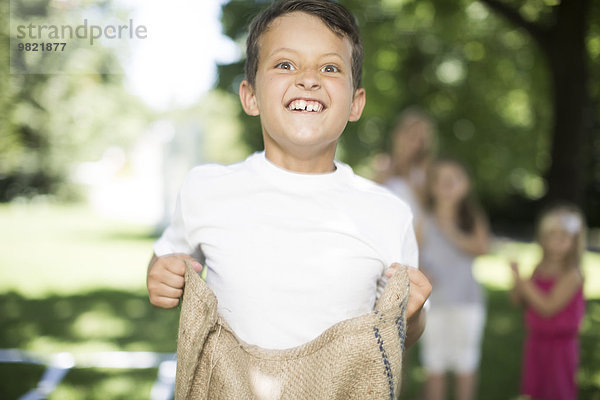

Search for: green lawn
xmin=1 ymin=202 xmax=599 ymax=399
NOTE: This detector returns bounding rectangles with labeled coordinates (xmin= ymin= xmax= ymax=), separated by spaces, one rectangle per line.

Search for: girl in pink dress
xmin=511 ymin=205 xmax=586 ymax=400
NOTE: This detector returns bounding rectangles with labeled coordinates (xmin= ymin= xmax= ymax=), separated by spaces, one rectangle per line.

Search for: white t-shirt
xmin=154 ymin=152 xmax=418 ymax=349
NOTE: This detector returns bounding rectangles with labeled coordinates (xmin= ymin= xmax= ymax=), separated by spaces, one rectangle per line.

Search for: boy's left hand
xmin=385 ymin=263 xmax=431 ymax=321
xmin=385 ymin=263 xmax=432 ymax=348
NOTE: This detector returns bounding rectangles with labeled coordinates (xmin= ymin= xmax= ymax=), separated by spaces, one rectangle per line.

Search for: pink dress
xmin=521 ymin=276 xmax=585 ymax=400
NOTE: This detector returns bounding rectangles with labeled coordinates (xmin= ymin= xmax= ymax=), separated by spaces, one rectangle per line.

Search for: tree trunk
xmin=544 ymin=0 xmax=591 ymax=206
xmin=480 ymin=0 xmax=592 ymax=207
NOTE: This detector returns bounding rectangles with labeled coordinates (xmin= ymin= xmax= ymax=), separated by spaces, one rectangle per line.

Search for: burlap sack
xmin=175 ymin=261 xmax=410 ymax=400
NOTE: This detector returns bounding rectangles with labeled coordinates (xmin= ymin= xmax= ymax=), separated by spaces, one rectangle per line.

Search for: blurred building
xmin=72 ymin=119 xmax=203 ymax=230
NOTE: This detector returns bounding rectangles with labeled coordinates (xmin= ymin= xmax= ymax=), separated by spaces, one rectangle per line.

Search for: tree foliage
xmin=216 ymin=0 xmax=600 ymax=226
xmin=480 ymin=0 xmax=598 ymax=221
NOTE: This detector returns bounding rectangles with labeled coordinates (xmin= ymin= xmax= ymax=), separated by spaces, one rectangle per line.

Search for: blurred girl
xmin=511 ymin=205 xmax=586 ymax=400
xmin=420 ymin=158 xmax=490 ymax=400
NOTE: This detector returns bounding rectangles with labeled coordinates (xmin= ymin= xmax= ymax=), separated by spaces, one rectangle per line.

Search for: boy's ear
xmin=348 ymin=88 xmax=366 ymax=122
xmin=239 ymin=80 xmax=260 ymax=116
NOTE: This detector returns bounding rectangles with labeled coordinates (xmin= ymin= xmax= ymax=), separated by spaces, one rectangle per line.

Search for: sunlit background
xmin=1 ymin=0 xmax=600 ymax=399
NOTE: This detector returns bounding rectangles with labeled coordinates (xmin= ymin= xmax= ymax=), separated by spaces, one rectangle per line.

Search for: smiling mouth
xmin=286 ymin=99 xmax=325 ymax=113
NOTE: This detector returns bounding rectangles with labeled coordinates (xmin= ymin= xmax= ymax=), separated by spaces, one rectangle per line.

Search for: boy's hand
xmin=147 ymin=253 xmax=203 ymax=308
xmin=385 ymin=263 xmax=432 ymax=318
xmin=385 ymin=263 xmax=432 ymax=348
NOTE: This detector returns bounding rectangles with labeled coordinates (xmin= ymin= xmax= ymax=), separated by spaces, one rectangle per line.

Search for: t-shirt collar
xmin=249 ymin=151 xmax=351 ymax=190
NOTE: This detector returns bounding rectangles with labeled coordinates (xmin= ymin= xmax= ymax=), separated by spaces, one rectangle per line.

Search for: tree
xmin=216 ymin=0 xmax=599 ymax=225
xmin=1 ymin=0 xmax=152 ymax=201
xmin=479 ymin=0 xmax=595 ymax=207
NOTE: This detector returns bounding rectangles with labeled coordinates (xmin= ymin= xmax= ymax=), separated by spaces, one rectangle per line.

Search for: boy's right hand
xmin=147 ymin=253 xmax=203 ymax=308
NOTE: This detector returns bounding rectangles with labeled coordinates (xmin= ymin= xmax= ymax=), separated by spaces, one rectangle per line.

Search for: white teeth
xmin=288 ymin=99 xmax=323 ymax=112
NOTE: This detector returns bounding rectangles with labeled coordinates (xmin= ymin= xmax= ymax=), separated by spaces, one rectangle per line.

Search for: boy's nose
xmin=295 ymin=69 xmax=321 ymax=90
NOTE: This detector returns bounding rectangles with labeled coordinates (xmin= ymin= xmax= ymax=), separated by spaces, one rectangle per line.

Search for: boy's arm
xmin=385 ymin=265 xmax=432 ymax=348
xmin=147 ymin=252 xmax=203 ymax=308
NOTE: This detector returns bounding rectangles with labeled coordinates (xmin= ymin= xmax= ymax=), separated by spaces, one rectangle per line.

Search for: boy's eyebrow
xmin=320 ymin=52 xmax=346 ymax=61
xmin=268 ymin=47 xmax=346 ymax=62
xmin=267 ymin=47 xmax=298 ymax=57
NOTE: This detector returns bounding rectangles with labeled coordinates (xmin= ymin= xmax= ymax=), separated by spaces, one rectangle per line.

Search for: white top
xmin=420 ymin=216 xmax=482 ymax=306
xmin=154 ymin=152 xmax=418 ymax=349
xmin=384 ymin=176 xmax=422 ymax=220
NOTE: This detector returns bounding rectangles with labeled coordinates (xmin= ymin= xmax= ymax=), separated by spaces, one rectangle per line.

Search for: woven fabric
xmin=175 ymin=262 xmax=410 ymax=400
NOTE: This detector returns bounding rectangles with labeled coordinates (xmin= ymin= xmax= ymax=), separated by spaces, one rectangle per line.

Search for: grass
xmin=0 ymin=202 xmax=178 ymax=399
xmin=0 ymin=202 xmax=599 ymax=399
xmin=0 ymin=202 xmax=153 ymax=297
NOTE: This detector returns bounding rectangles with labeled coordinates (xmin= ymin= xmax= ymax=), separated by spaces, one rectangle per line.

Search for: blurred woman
xmin=375 ymin=107 xmax=436 ymax=245
xmin=419 ymin=158 xmax=490 ymax=400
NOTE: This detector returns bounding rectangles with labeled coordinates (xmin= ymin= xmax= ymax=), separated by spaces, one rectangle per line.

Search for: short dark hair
xmin=245 ymin=0 xmax=363 ymax=91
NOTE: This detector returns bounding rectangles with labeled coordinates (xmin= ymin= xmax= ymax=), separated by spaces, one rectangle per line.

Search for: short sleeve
xmin=153 ymin=190 xmax=194 ymax=256
xmin=376 ymin=215 xmax=419 ymax=299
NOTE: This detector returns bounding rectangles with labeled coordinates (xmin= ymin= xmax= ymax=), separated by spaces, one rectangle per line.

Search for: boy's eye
xmin=275 ymin=62 xmax=295 ymax=70
xmin=321 ymin=65 xmax=340 ymax=73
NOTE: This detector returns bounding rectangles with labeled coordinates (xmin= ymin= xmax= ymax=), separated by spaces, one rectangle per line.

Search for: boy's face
xmin=240 ymin=12 xmax=365 ymax=169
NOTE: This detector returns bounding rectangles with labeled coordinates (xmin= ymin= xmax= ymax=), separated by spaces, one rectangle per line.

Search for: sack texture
xmin=175 ymin=262 xmax=410 ymax=400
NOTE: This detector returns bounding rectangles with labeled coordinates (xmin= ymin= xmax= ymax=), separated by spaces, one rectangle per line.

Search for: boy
xmin=147 ymin=0 xmax=430 ymax=350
